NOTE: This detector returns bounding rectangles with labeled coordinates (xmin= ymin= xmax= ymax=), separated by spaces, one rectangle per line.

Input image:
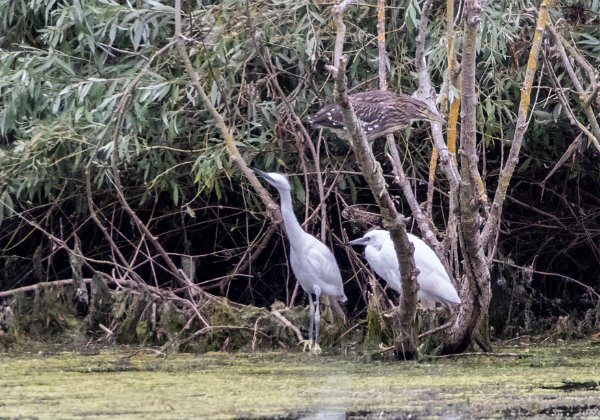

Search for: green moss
xmin=11 ymin=286 xmax=81 ymax=342
xmin=113 ymin=292 xmax=147 ymax=344
xmin=2 ymin=341 xmax=600 ymax=418
xmin=364 ymin=304 xmax=383 ymax=349
xmin=83 ymin=274 xmax=114 ymax=335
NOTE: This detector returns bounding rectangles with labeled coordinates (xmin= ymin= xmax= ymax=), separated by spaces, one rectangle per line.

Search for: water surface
xmin=1 ymin=341 xmax=600 ymax=418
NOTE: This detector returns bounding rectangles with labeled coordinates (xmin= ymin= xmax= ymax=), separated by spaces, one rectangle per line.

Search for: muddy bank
xmin=1 ymin=341 xmax=600 ymax=418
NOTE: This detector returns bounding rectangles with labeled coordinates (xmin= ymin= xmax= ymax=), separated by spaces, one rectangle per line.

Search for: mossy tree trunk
xmin=441 ymin=0 xmax=553 ymax=354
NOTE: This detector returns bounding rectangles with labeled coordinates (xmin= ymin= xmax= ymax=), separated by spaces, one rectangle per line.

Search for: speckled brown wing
xmin=307 ymin=90 xmax=444 ymax=141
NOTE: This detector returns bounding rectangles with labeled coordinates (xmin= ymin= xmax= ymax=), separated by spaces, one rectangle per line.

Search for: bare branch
xmin=418 ymin=321 xmax=453 ymax=339
xmin=481 ymin=0 xmax=553 ymax=247
xmin=441 ymin=0 xmax=492 ymax=355
xmin=540 ymin=134 xmax=584 ymax=190
xmin=414 ymin=0 xmax=460 ymax=191
xmin=412 ymin=0 xmax=461 ymax=260
xmin=542 ymin=50 xmax=600 ymax=153
xmin=376 ymin=0 xmax=387 ymax=92
xmin=173 ymin=0 xmax=281 ymax=225
xmin=331 ymin=56 xmax=418 ymax=358
xmin=546 ymin=22 xmax=600 ymax=152
xmin=331 ymin=0 xmax=356 ymax=71
xmin=552 ymin=22 xmax=599 ymax=106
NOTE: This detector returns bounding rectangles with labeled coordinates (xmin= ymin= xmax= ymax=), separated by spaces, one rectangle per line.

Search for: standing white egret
xmin=348 ymin=229 xmax=460 ymax=309
xmin=253 ymin=168 xmax=347 ymax=353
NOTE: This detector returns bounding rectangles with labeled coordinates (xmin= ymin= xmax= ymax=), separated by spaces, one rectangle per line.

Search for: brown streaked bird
xmin=306 ymin=90 xmax=446 ymax=142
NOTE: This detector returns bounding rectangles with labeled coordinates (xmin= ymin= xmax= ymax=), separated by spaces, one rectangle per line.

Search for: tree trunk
xmin=332 ymin=57 xmax=419 ymax=359
xmin=440 ymin=0 xmax=492 ymax=354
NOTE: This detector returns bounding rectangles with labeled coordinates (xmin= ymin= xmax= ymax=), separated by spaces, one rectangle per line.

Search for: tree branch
xmin=331 ymin=56 xmax=418 ymax=358
xmin=546 ymin=22 xmax=600 ymax=152
xmin=412 ymin=0 xmax=461 ymax=259
xmin=441 ymin=0 xmax=492 ymax=355
xmin=414 ymin=0 xmax=459 ymax=191
xmin=173 ymin=0 xmax=281 ymax=225
xmin=481 ymin=0 xmax=553 ymax=247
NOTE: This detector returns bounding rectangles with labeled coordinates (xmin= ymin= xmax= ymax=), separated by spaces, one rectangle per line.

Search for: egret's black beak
xmin=252 ymin=167 xmax=279 ymax=189
xmin=252 ymin=167 xmax=272 ymax=183
xmin=251 ymin=167 xmax=266 ymax=177
xmin=348 ymin=237 xmax=369 ymax=246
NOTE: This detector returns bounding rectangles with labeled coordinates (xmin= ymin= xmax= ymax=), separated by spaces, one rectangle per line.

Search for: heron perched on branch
xmin=253 ymin=168 xmax=347 ymax=353
xmin=349 ymin=229 xmax=460 ymax=309
xmin=306 ymin=90 xmax=445 ymax=142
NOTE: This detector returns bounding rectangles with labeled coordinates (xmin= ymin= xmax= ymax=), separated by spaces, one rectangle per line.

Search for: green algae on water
xmin=1 ymin=341 xmax=600 ymax=418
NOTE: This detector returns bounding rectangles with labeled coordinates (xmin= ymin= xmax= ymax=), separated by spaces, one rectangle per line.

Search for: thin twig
xmin=540 ymin=134 xmax=584 ymax=191
xmin=493 ymin=258 xmax=600 ymax=300
xmin=481 ymin=0 xmax=553 ymax=247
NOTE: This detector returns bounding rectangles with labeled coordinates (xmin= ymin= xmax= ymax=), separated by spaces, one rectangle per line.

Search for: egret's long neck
xmin=277 ymin=187 xmax=305 ymax=245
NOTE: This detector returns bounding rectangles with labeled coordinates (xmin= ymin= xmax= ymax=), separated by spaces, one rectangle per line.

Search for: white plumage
xmin=349 ymin=229 xmax=460 ymax=309
xmin=254 ymin=169 xmax=346 ymax=351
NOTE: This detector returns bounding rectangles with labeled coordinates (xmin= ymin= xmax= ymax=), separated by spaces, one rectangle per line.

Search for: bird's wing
xmin=365 ymin=240 xmax=401 ymax=292
xmin=306 ymin=103 xmax=345 ymax=129
xmin=409 ymin=234 xmax=461 ymax=305
xmin=291 ymin=239 xmax=345 ymax=298
xmin=350 ymin=91 xmax=412 ymax=123
xmin=307 ymin=92 xmax=411 ymax=129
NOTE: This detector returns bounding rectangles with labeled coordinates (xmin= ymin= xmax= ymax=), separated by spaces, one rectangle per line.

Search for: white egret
xmin=348 ymin=229 xmax=460 ymax=309
xmin=253 ymin=169 xmax=347 ymax=352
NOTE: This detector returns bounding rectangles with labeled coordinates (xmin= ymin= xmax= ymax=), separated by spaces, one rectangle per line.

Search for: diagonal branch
xmin=542 ymin=49 xmax=600 ymax=153
xmin=413 ymin=0 xmax=461 ymax=258
xmin=414 ymin=0 xmax=459 ymax=191
xmin=173 ymin=0 xmax=281 ymax=225
xmin=332 ymin=56 xmax=418 ymax=358
xmin=546 ymin=21 xmax=600 ymax=152
xmin=374 ymin=0 xmax=442 ymax=256
xmin=481 ymin=0 xmax=553 ymax=247
xmin=551 ymin=22 xmax=599 ymax=108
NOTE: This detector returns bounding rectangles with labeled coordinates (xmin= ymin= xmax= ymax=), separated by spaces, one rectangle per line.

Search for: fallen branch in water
xmin=0 ymin=278 xmax=99 ymax=298
xmin=0 ymin=276 xmax=144 ymax=298
xmin=422 ymin=352 xmax=531 ymax=359
xmin=374 ymin=345 xmax=529 ymax=359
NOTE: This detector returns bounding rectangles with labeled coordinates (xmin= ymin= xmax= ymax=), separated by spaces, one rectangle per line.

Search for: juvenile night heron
xmin=306 ymin=90 xmax=445 ymax=142
xmin=253 ymin=168 xmax=347 ymax=353
xmin=348 ymin=229 xmax=460 ymax=309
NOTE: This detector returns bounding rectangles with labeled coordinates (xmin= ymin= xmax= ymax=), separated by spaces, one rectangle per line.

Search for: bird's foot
xmin=300 ymin=339 xmax=314 ymax=352
xmin=311 ymin=343 xmax=322 ymax=355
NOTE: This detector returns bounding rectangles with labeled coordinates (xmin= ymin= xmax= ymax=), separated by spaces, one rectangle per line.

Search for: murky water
xmin=1 ymin=341 xmax=600 ymax=418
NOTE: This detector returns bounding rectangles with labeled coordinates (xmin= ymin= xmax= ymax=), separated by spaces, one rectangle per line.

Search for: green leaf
xmin=292 ymin=176 xmax=306 ymax=204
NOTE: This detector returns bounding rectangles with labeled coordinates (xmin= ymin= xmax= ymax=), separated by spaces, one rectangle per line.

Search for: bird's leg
xmin=312 ymin=286 xmax=322 ymax=355
xmin=301 ymin=293 xmax=316 ymax=352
